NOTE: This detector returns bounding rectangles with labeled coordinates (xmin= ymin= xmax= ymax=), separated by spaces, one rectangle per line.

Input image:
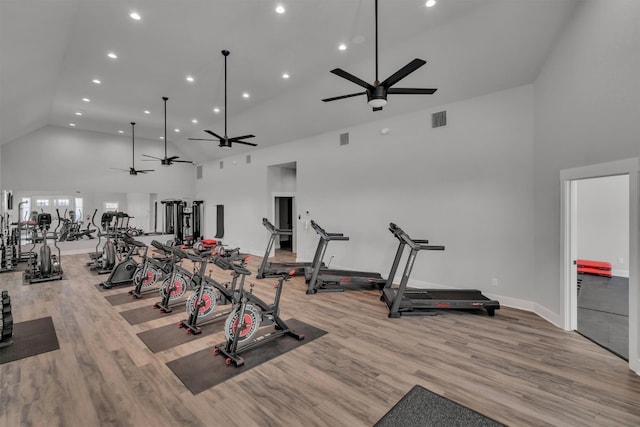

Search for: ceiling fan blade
xmin=167 ymin=156 xmax=180 ymax=161
xmin=188 ymin=138 xmax=217 ymax=141
xmin=142 ymin=154 xmax=162 ymax=160
xmin=205 ymin=129 xmax=224 ymax=140
xmin=136 ymin=169 xmax=155 ymax=173
xmin=387 ymin=87 xmax=437 ymax=95
xmin=330 ymin=69 xmax=374 ymax=90
xmin=173 ymin=160 xmax=195 ymax=164
xmin=233 ymin=140 xmax=258 ymax=147
xmin=228 ymin=134 xmax=255 ymax=142
xmin=379 ymin=59 xmax=426 ymax=88
xmin=322 ymin=92 xmax=367 ymax=102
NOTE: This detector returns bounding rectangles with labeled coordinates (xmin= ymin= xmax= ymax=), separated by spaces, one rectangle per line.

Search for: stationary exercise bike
xmin=213 ymin=267 xmax=303 ymax=367
xmin=129 ymin=240 xmax=174 ymax=298
xmin=23 ymin=212 xmax=63 ymax=284
xmin=153 ymin=247 xmax=205 ymax=313
xmin=178 ymin=254 xmax=248 ymax=335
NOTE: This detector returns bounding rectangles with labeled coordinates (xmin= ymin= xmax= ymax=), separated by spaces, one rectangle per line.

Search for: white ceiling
xmin=0 ymin=0 xmax=580 ymax=162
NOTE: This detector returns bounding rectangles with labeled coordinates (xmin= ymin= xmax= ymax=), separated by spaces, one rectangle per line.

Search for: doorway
xmin=275 ymin=197 xmax=293 ymax=251
xmin=560 ymin=158 xmax=639 ymax=373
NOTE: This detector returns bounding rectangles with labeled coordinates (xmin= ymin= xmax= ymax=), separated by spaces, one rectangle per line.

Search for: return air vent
xmin=432 ymin=110 xmax=447 ymax=128
xmin=339 ymin=132 xmax=349 ymax=146
xmin=219 ymin=160 xmax=224 ymax=169
xmin=196 ymin=165 xmax=203 ymax=180
xmin=246 ymin=154 xmax=251 ymax=164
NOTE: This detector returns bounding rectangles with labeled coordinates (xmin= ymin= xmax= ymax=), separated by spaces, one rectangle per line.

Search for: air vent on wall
xmin=246 ymin=154 xmax=251 ymax=164
xmin=196 ymin=165 xmax=203 ymax=179
xmin=219 ymin=160 xmax=224 ymax=169
xmin=340 ymin=132 xmax=349 ymax=146
xmin=432 ymin=110 xmax=447 ymax=128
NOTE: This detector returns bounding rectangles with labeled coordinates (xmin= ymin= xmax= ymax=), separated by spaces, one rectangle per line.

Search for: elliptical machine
xmin=100 ymin=234 xmax=143 ymax=289
xmin=87 ymin=211 xmax=117 ymax=274
xmin=23 ymin=212 xmax=63 ymax=284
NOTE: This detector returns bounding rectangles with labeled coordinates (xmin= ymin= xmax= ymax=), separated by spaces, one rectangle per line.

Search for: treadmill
xmin=304 ymin=220 xmax=386 ymax=294
xmin=380 ymin=222 xmax=500 ymax=318
xmin=256 ymin=218 xmax=321 ymax=278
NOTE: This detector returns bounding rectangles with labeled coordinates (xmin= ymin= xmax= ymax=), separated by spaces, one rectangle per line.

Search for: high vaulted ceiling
xmin=1 ymin=0 xmax=579 ymax=162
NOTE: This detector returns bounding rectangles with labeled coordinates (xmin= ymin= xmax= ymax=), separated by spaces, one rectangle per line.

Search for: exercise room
xmin=1 ymin=1 xmax=639 ymax=426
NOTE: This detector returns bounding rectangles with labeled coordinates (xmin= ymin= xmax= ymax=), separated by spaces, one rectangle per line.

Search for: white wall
xmin=577 ymin=175 xmax=629 ymax=277
xmin=196 ymin=84 xmax=535 ymax=305
xmin=1 ymin=125 xmax=195 ymax=199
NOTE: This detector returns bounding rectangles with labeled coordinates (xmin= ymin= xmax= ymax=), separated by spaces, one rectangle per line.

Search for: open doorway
xmin=561 ymin=158 xmax=639 ymax=372
xmin=267 ymin=161 xmax=297 ymax=256
xmin=275 ymin=196 xmax=294 ymax=251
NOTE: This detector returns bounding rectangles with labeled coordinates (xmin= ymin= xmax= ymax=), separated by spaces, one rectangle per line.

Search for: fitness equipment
xmin=100 ymin=234 xmax=143 ymax=289
xmin=14 ymin=201 xmax=34 ymax=264
xmin=1 ymin=213 xmax=17 ymax=273
xmin=87 ymin=211 xmax=117 ymax=274
xmin=129 ymin=240 xmax=174 ymax=298
xmin=304 ymin=220 xmax=386 ymax=294
xmin=23 ymin=212 xmax=63 ymax=284
xmin=256 ymin=217 xmax=322 ymax=279
xmin=1 ymin=290 xmax=13 ymax=348
xmin=178 ymin=255 xmax=247 ymax=335
xmin=153 ymin=246 xmax=206 ymax=313
xmin=213 ymin=267 xmax=303 ymax=367
xmin=162 ymin=200 xmax=204 ymax=246
xmin=380 ymin=222 xmax=500 ymax=318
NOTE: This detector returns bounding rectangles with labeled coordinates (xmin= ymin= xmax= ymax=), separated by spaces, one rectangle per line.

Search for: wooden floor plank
xmin=0 ymin=252 xmax=639 ymax=426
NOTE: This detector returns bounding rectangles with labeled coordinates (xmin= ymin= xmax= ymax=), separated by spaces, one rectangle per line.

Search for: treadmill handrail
xmin=310 ymin=220 xmax=349 ymax=241
xmin=262 ymin=217 xmax=293 ymax=236
xmin=389 ymin=222 xmax=444 ymax=251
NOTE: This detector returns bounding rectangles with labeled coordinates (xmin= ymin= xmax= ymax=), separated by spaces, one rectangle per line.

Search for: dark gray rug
xmin=166 ymin=318 xmax=327 ymax=394
xmin=374 ymin=385 xmax=505 ymax=427
xmin=0 ymin=317 xmax=60 ymax=364
xmin=577 ymin=274 xmax=628 ymax=360
xmin=120 ymin=304 xmax=180 ymax=325
xmin=105 ymin=291 xmax=139 ymax=306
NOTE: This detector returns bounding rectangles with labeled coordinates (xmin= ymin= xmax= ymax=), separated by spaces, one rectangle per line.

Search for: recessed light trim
xmin=92 ymin=79 xmax=102 ymax=84
xmin=82 ymin=98 xmax=90 ymax=102
xmin=130 ymin=11 xmax=141 ymax=20
xmin=186 ymin=75 xmax=195 ymax=83
xmin=118 ymin=130 xmax=124 ymax=134
xmin=338 ymin=43 xmax=347 ymax=51
xmin=191 ymin=119 xmax=198 ymax=124
xmin=75 ymin=112 xmax=83 ymax=116
xmin=282 ymin=73 xmax=290 ymax=79
xmin=69 ymin=123 xmax=76 ymax=127
xmin=144 ymin=110 xmax=150 ymax=114
xmin=242 ymin=92 xmax=250 ymax=99
xmin=426 ymin=0 xmax=436 ymax=8
xmin=174 ymin=128 xmax=180 ymax=133
xmin=213 ymin=107 xmax=220 ymax=113
xmin=107 ymin=52 xmax=118 ymax=59
xmin=275 ymin=5 xmax=285 ymax=14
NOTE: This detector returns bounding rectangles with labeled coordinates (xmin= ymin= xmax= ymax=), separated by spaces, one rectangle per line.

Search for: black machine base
xmin=381 ymin=287 xmax=500 ymax=318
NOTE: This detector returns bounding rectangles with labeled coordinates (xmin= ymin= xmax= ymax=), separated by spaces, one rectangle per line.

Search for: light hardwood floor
xmin=1 ymin=251 xmax=639 ymax=427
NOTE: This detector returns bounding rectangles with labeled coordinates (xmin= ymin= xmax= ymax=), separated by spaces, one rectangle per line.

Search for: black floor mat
xmin=0 ymin=317 xmax=60 ymax=364
xmin=105 ymin=292 xmax=138 ymax=306
xmin=120 ymin=304 xmax=180 ymax=325
xmin=166 ymin=318 xmax=327 ymax=394
xmin=374 ymin=384 xmax=505 ymax=427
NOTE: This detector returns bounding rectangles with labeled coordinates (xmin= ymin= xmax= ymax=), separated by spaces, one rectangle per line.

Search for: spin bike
xmin=129 ymin=240 xmax=174 ymax=298
xmin=178 ymin=254 xmax=248 ymax=335
xmin=23 ymin=213 xmax=63 ymax=284
xmin=213 ymin=267 xmax=303 ymax=367
xmin=153 ymin=247 xmax=205 ymax=313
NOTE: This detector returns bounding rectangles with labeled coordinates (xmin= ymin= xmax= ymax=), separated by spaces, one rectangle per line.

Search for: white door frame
xmin=560 ymin=158 xmax=639 ymax=374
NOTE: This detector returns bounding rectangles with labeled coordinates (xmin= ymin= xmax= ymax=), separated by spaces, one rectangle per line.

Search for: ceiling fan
xmin=112 ymin=122 xmax=155 ymax=175
xmin=142 ymin=96 xmax=194 ymax=166
xmin=188 ymin=50 xmax=257 ymax=148
xmin=322 ymin=0 xmax=437 ymax=111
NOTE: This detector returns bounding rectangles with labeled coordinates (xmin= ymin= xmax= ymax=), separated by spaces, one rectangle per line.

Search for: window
xmin=54 ymin=199 xmax=70 ymax=207
xmin=105 ymin=202 xmax=119 ymax=212
xmin=20 ymin=198 xmax=30 ymax=221
xmin=36 ymin=199 xmax=49 ymax=207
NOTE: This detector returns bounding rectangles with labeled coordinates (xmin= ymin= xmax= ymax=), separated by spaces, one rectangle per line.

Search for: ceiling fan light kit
xmin=322 ymin=0 xmax=437 ymax=111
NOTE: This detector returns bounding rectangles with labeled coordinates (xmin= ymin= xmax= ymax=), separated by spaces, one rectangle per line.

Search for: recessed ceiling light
xmin=118 ymin=130 xmax=124 ymax=134
xmin=107 ymin=52 xmax=118 ymax=59
xmin=174 ymin=128 xmax=180 ymax=133
xmin=75 ymin=112 xmax=83 ymax=116
xmin=242 ymin=92 xmax=250 ymax=99
xmin=186 ymin=75 xmax=195 ymax=83
xmin=82 ymin=98 xmax=90 ymax=102
xmin=275 ymin=5 xmax=285 ymax=14
xmin=69 ymin=123 xmax=76 ymax=127
xmin=338 ymin=43 xmax=347 ymax=51
xmin=160 ymin=136 xmax=164 ymax=140
xmin=144 ymin=110 xmax=150 ymax=114
xmin=191 ymin=119 xmax=198 ymax=124
xmin=213 ymin=107 xmax=220 ymax=113
xmin=425 ymin=0 xmax=437 ymax=7
xmin=282 ymin=73 xmax=290 ymax=79
xmin=130 ymin=11 xmax=141 ymax=20
xmin=92 ymin=79 xmax=101 ymax=84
